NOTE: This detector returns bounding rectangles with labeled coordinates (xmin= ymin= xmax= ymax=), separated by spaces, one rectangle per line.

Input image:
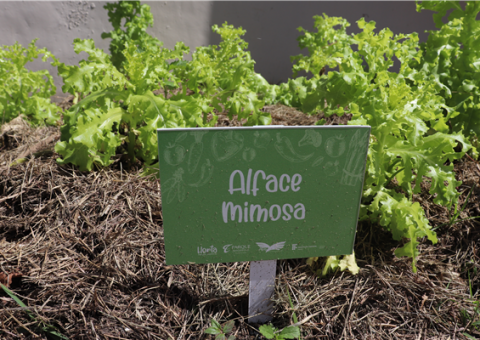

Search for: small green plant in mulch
xmin=462 ymin=263 xmax=480 ymax=339
xmin=0 ymin=283 xmax=69 ymax=340
xmin=258 ymin=286 xmax=302 ymax=340
xmin=258 ymin=324 xmax=300 ymax=340
xmin=205 ymin=319 xmax=235 ymax=340
xmin=433 ymin=183 xmax=480 ymax=231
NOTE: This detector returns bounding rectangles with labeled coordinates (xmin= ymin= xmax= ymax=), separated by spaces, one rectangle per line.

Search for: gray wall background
xmin=0 ymin=1 xmax=439 ymax=98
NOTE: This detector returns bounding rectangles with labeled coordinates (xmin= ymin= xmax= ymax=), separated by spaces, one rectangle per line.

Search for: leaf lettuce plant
xmin=412 ymin=1 xmax=480 ymax=142
xmin=54 ymin=1 xmax=273 ymax=172
xmin=277 ymin=13 xmax=472 ymax=272
xmin=0 ymin=39 xmax=61 ymax=126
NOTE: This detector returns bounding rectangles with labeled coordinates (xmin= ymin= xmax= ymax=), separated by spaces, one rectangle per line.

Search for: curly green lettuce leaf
xmin=284 ymin=13 xmax=473 ymax=271
xmin=128 ymin=91 xmax=211 ymax=164
xmin=370 ymin=190 xmax=437 ymax=272
xmin=0 ymin=39 xmax=60 ymax=126
xmin=101 ymin=1 xmax=163 ymax=71
xmin=318 ymin=252 xmax=359 ymax=277
xmin=416 ymin=1 xmax=464 ymax=29
xmin=414 ymin=1 xmax=480 ymax=140
xmin=55 ymin=38 xmax=129 ymax=96
xmin=291 ymin=13 xmax=351 ymax=77
xmin=389 ymin=132 xmax=470 ymax=206
xmin=56 ymin=106 xmax=125 ymax=171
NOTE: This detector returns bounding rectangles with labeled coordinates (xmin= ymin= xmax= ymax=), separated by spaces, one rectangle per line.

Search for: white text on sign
xmin=223 ymin=169 xmax=305 ymax=223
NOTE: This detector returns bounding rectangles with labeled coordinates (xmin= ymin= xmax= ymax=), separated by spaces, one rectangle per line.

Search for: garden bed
xmin=1 ymin=101 xmax=479 ymax=339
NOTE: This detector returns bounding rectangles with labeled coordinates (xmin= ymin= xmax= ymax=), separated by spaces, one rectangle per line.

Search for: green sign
xmin=157 ymin=126 xmax=370 ymax=265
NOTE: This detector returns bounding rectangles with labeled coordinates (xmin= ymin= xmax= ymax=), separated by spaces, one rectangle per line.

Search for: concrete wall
xmin=0 ymin=1 xmax=439 ymax=97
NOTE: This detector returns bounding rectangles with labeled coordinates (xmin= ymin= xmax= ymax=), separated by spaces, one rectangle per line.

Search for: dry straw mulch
xmin=0 ymin=107 xmax=479 ymax=340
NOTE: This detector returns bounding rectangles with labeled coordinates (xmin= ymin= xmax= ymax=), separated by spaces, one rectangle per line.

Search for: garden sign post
xmin=157 ymin=125 xmax=370 ymax=323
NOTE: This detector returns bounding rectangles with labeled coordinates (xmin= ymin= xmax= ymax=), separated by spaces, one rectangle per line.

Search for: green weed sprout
xmin=0 ymin=283 xmax=69 ymax=339
xmin=205 ymin=319 xmax=235 ymax=340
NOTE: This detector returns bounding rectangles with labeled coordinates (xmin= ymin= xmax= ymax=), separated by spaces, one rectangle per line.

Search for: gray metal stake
xmin=248 ymin=260 xmax=276 ymax=323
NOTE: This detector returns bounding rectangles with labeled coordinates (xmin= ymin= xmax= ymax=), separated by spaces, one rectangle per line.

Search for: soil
xmin=0 ymin=98 xmax=479 ymax=340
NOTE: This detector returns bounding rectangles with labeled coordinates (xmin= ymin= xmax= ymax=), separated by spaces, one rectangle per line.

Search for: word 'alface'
xmin=228 ymin=169 xmax=302 ymax=196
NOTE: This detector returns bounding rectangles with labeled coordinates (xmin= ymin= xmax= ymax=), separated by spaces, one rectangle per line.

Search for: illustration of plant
xmin=188 ymin=159 xmax=214 ymax=187
xmin=242 ymin=147 xmax=257 ymax=162
xmin=324 ymin=160 xmax=340 ymax=176
xmin=274 ymin=133 xmax=314 ymax=163
xmin=187 ymin=130 xmax=207 ymax=173
xmin=325 ymin=135 xmax=346 ymax=158
xmin=298 ymin=129 xmax=322 ymax=147
xmin=341 ymin=130 xmax=369 ymax=186
xmin=161 ymin=168 xmax=186 ymax=203
xmin=212 ymin=130 xmax=244 ymax=162
xmin=164 ymin=132 xmax=188 ymax=166
xmin=254 ymin=130 xmax=271 ymax=149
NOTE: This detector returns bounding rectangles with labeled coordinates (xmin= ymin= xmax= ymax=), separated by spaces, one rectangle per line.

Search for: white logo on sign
xmin=291 ymin=244 xmax=318 ymax=251
xmin=232 ymin=245 xmax=250 ymax=252
xmin=197 ymin=245 xmax=217 ymax=255
xmin=223 ymin=244 xmax=232 ymax=253
xmin=256 ymin=242 xmax=286 ymax=252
